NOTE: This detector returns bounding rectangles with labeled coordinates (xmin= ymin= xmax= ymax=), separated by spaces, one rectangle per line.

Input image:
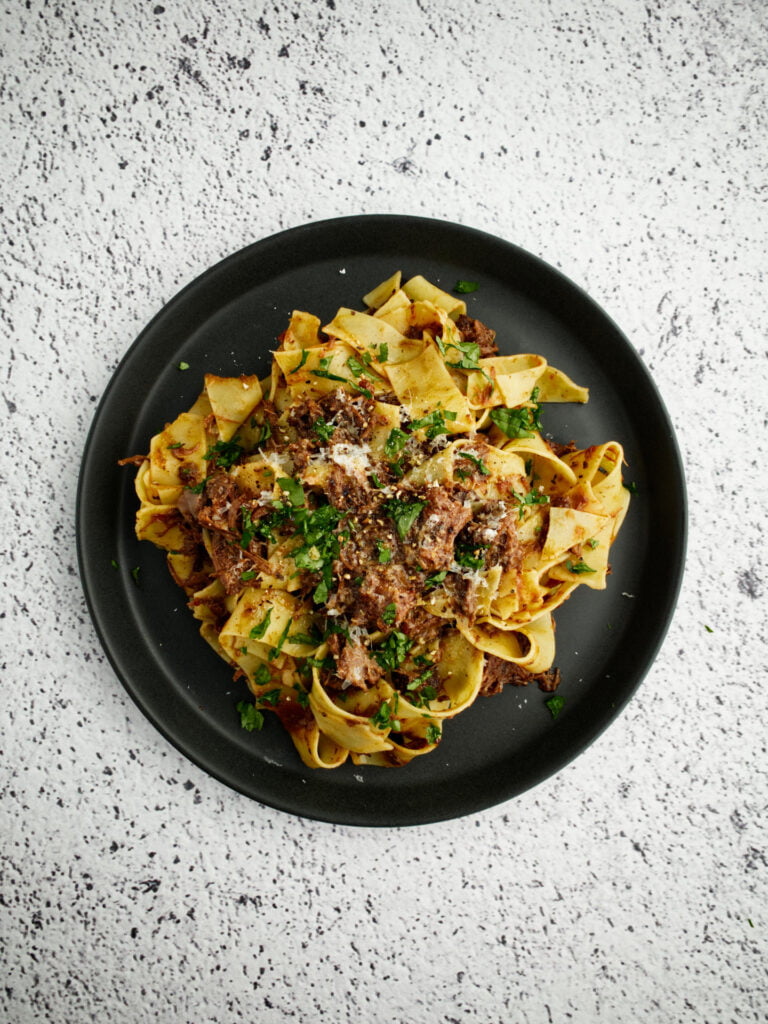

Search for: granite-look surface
xmin=2 ymin=1 xmax=766 ymax=1021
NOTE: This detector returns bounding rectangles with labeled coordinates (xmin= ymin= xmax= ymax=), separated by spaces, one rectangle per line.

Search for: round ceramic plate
xmin=77 ymin=215 xmax=686 ymax=826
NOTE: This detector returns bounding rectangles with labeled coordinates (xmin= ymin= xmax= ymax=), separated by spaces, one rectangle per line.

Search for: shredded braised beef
xmin=455 ymin=314 xmax=499 ymax=357
xmin=287 ymin=389 xmax=376 ymax=446
xmin=480 ymin=654 xmax=562 ymax=696
xmin=404 ymin=487 xmax=472 ymax=571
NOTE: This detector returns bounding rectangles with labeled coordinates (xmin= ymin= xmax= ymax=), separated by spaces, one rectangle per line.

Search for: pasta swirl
xmin=127 ymin=273 xmax=629 ymax=768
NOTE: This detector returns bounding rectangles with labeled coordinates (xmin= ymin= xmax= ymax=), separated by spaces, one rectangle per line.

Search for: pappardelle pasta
xmin=126 ymin=272 xmax=629 ymax=768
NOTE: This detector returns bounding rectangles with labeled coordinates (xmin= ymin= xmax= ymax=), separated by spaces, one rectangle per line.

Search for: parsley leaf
xmin=454 ymin=541 xmax=487 ymax=571
xmin=425 ymin=722 xmax=441 ymax=744
xmin=489 ymin=404 xmax=542 ymax=439
xmin=312 ymin=417 xmax=336 ymax=442
xmin=288 ymin=349 xmax=309 ymax=374
xmin=384 ymin=428 xmax=409 ymax=460
xmin=372 ymin=630 xmax=414 ymax=672
xmin=565 ymin=559 xmax=597 ymax=575
xmin=457 ymin=450 xmax=490 ymax=476
xmin=268 ymin=618 xmax=291 ymax=660
xmin=249 ymin=608 xmax=272 ymax=640
xmin=383 ymin=497 xmax=426 ymax=540
xmin=409 ymin=408 xmax=457 ymax=439
xmin=236 ymin=701 xmax=264 ymax=732
xmin=376 ymin=540 xmax=392 ymax=564
xmin=424 ymin=569 xmax=447 ymax=589
xmin=454 ymin=280 xmax=478 ymax=293
xmin=512 ymin=489 xmax=550 ymax=519
xmin=382 ymin=602 xmax=397 ymax=625
xmin=204 ymin=437 xmax=244 ymax=469
xmin=545 ymin=694 xmax=565 ymax=719
xmin=371 ymin=699 xmax=401 ymax=731
xmin=277 ymin=476 xmax=306 ymax=507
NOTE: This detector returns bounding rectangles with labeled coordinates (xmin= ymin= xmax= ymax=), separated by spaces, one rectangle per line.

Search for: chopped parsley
xmin=512 ymin=489 xmax=550 ymax=519
xmin=624 ymin=480 xmax=639 ymax=494
xmin=545 ymin=694 xmax=565 ymax=720
xmin=371 ymin=699 xmax=401 ymax=732
xmin=409 ymin=408 xmax=457 ymax=439
xmin=312 ymin=417 xmax=336 ymax=442
xmin=377 ymin=342 xmax=389 ymax=363
xmin=565 ymin=560 xmax=596 ymax=575
xmin=311 ymin=367 xmax=372 ymax=398
xmin=240 ymin=507 xmax=257 ymax=549
xmin=454 ymin=280 xmax=478 ymax=293
xmin=251 ymin=421 xmax=272 ymax=446
xmin=346 ymin=354 xmax=380 ymax=382
xmin=236 ymin=701 xmax=264 ymax=732
xmin=586 ymin=537 xmax=600 ymax=549
xmin=456 ymin=450 xmax=490 ymax=476
xmin=253 ymin=663 xmax=271 ymax=687
xmin=130 ymin=565 xmax=141 ymax=585
xmin=268 ymin=618 xmax=291 ymax=660
xmin=249 ymin=608 xmax=272 ymax=640
xmin=257 ymin=688 xmax=282 ymax=707
xmin=425 ymin=722 xmax=441 ymax=744
xmin=240 ymin=569 xmax=257 ymax=582
xmin=384 ymin=427 xmax=409 ymax=460
xmin=489 ymin=402 xmax=542 ymax=439
xmin=383 ymin=497 xmax=426 ymax=540
xmin=166 ymin=441 xmax=184 ymax=450
xmin=288 ymin=349 xmax=309 ymax=374
xmin=442 ymin=338 xmax=482 ymax=371
xmin=382 ymin=602 xmax=397 ymax=625
xmin=293 ymin=684 xmax=310 ymax=708
xmin=177 ymin=360 xmax=190 ymax=371
xmin=376 ymin=540 xmax=392 ymax=564
xmin=204 ymin=437 xmax=244 ymax=469
xmin=424 ymin=569 xmax=448 ymax=589
xmin=372 ymin=630 xmax=414 ymax=672
xmin=277 ymin=476 xmax=306 ymax=507
xmin=454 ymin=541 xmax=487 ymax=571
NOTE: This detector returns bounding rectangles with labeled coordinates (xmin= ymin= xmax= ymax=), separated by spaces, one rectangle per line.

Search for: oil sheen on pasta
xmin=128 ymin=272 xmax=629 ymax=768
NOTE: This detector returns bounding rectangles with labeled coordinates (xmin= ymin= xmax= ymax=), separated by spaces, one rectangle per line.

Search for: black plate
xmin=77 ymin=215 xmax=686 ymax=826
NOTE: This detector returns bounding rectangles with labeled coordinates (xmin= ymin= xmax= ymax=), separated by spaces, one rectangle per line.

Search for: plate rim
xmin=76 ymin=214 xmax=688 ymax=826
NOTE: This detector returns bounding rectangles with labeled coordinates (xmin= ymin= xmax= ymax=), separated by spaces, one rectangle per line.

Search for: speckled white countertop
xmin=2 ymin=1 xmax=767 ymax=1021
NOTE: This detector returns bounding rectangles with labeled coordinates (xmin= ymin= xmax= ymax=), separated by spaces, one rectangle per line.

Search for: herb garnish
xmin=565 ymin=560 xmax=597 ymax=575
xmin=456 ymin=450 xmax=490 ymax=476
xmin=409 ymin=408 xmax=457 ymax=439
xmin=204 ymin=437 xmax=244 ymax=469
xmin=376 ymin=540 xmax=392 ymax=564
xmin=277 ymin=476 xmax=306 ymax=507
xmin=424 ymin=570 xmax=447 ymax=589
xmin=236 ymin=701 xmax=264 ymax=731
xmin=289 ymin=349 xmax=309 ymax=374
xmin=312 ymin=417 xmax=336 ymax=442
xmin=371 ymin=699 xmax=401 ymax=731
xmin=382 ymin=602 xmax=397 ymax=626
xmin=454 ymin=280 xmax=478 ymax=293
xmin=512 ymin=489 xmax=550 ymax=519
xmin=249 ymin=607 xmax=273 ymax=640
xmin=545 ymin=695 xmax=565 ymax=719
xmin=383 ymin=497 xmax=426 ymax=540
xmin=268 ymin=618 xmax=291 ymax=660
xmin=384 ymin=428 xmax=409 ymax=460
xmin=372 ymin=630 xmax=414 ymax=672
xmin=425 ymin=722 xmax=441 ymax=744
xmin=454 ymin=541 xmax=488 ymax=571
